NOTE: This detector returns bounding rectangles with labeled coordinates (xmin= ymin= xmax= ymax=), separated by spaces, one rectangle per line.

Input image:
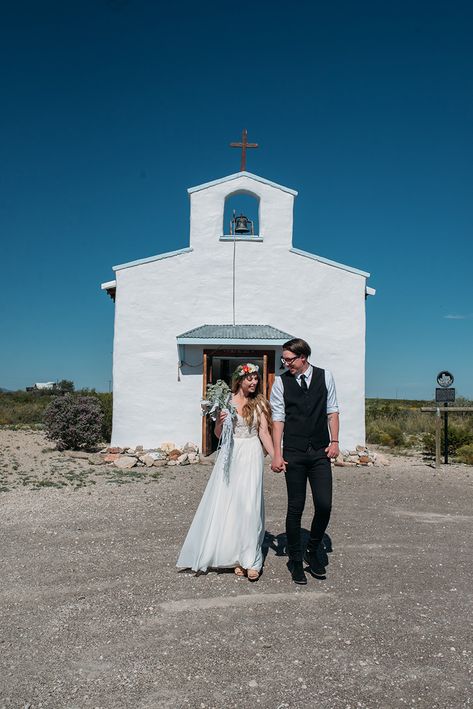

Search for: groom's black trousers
xmin=283 ymin=444 xmax=332 ymax=558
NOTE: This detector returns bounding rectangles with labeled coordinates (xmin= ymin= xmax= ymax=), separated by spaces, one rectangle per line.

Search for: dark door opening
xmin=202 ymin=349 xmax=275 ymax=456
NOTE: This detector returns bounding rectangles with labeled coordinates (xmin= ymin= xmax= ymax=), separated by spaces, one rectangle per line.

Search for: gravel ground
xmin=1 ymin=430 xmax=472 ymax=708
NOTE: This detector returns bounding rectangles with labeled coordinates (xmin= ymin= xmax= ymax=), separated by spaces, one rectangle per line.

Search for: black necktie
xmin=300 ymin=374 xmax=308 ymax=391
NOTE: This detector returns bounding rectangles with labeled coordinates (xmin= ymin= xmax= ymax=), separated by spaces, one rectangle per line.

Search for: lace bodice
xmin=234 ymin=412 xmax=259 ymax=439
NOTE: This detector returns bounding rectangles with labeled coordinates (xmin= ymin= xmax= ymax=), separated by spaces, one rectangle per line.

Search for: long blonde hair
xmin=231 ymin=368 xmax=273 ymax=433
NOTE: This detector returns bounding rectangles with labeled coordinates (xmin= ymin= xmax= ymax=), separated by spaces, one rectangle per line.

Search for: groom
xmin=270 ymin=338 xmax=340 ymax=584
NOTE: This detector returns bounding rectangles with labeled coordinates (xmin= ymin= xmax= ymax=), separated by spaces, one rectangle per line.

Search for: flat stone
xmin=148 ymin=450 xmax=167 ymax=461
xmin=88 ymin=454 xmax=106 ymax=465
xmin=153 ymin=460 xmax=167 ymax=468
xmin=108 ymin=447 xmax=122 ymax=454
xmin=177 ymin=453 xmax=188 ymax=463
xmin=114 ymin=456 xmax=138 ymax=469
xmin=374 ymin=454 xmax=390 ymax=466
xmin=140 ymin=455 xmax=156 ymax=467
xmin=64 ymin=450 xmax=90 ymax=460
xmin=167 ymin=460 xmax=179 ymax=466
xmin=103 ymin=453 xmax=120 ymax=462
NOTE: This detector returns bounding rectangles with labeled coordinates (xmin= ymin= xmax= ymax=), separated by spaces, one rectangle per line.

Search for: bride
xmin=176 ymin=363 xmax=274 ymax=581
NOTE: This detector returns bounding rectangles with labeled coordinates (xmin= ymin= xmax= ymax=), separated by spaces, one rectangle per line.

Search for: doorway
xmin=202 ymin=349 xmax=276 ymax=456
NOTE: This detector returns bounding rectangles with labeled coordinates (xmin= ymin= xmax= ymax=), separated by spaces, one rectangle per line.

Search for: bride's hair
xmin=231 ymin=366 xmax=273 ymax=433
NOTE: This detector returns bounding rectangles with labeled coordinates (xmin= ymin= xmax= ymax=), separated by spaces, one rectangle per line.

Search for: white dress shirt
xmin=270 ymin=364 xmax=339 ymax=423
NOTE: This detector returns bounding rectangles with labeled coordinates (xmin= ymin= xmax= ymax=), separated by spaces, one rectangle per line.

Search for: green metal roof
xmin=177 ymin=324 xmax=294 ymax=345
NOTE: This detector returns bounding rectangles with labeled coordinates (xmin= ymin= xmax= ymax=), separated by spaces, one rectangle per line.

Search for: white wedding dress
xmin=176 ymin=413 xmax=265 ymax=572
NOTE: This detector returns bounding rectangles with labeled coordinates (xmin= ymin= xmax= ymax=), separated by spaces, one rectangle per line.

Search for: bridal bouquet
xmin=201 ymin=380 xmax=236 ymax=421
xmin=201 ymin=380 xmax=236 ymax=483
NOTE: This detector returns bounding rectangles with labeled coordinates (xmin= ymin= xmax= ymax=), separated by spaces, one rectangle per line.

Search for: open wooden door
xmin=201 ymin=348 xmax=277 ymax=457
xmin=201 ymin=352 xmax=213 ymax=457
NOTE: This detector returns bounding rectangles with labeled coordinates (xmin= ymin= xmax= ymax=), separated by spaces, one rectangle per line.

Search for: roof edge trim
xmin=289 ymin=247 xmax=370 ymax=278
xmin=177 ymin=338 xmax=289 ymax=346
xmin=101 ymin=280 xmax=116 ymax=290
xmin=187 ymin=171 xmax=298 ymax=196
xmin=113 ymin=246 xmax=193 ymax=272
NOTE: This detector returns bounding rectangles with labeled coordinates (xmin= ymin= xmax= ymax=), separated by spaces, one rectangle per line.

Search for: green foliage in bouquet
xmin=201 ymin=380 xmax=235 ymax=421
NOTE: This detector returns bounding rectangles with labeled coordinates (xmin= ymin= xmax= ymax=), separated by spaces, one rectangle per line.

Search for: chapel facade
xmin=101 ymin=169 xmax=375 ymax=453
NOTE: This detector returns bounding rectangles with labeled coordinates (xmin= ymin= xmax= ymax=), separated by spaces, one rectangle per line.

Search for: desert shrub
xmin=422 ymin=424 xmax=473 ymax=457
xmin=43 ymin=394 xmax=104 ymax=450
xmin=456 ymin=444 xmax=473 ymax=465
xmin=95 ymin=392 xmax=113 ymax=442
xmin=366 ymin=420 xmax=405 ymax=448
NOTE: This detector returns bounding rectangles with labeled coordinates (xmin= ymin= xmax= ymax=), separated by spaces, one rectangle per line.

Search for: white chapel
xmin=101 ymin=151 xmax=375 ymax=454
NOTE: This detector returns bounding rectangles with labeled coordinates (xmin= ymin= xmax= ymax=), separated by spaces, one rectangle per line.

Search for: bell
xmin=234 ymin=214 xmax=250 ymax=234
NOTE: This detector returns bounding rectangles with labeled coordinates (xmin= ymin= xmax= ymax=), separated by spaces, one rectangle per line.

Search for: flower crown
xmin=234 ymin=362 xmax=259 ymax=378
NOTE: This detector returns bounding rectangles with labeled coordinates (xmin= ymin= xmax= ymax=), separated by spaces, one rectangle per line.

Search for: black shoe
xmin=304 ymin=548 xmax=326 ymax=577
xmin=287 ymin=559 xmax=307 ymax=585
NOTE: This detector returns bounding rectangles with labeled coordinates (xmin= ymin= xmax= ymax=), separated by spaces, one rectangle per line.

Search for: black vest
xmin=281 ymin=367 xmax=330 ymax=451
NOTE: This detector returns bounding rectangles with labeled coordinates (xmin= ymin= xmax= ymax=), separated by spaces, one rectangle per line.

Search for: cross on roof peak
xmin=229 ymin=129 xmax=259 ymax=172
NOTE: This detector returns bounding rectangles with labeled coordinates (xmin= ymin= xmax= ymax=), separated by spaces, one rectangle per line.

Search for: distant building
xmin=31 ymin=382 xmax=57 ymax=391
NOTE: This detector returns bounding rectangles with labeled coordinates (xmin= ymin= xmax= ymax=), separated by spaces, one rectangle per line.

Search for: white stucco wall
xmin=109 ymin=173 xmax=370 ymax=451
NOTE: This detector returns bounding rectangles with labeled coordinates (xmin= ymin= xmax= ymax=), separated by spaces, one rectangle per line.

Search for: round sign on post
xmin=437 ymin=371 xmax=454 ymax=388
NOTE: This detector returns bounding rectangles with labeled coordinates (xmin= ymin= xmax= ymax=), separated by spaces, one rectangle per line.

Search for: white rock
xmin=140 ymin=455 xmax=156 ymax=467
xmin=182 ymin=441 xmax=199 ymax=453
xmin=177 ymin=453 xmax=188 ymax=464
xmin=114 ymin=456 xmax=138 ymax=469
xmin=167 ymin=459 xmax=179 ymax=466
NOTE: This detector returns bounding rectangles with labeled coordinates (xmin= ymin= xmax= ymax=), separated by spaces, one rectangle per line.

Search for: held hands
xmin=325 ymin=442 xmax=340 ymax=460
xmin=271 ymin=453 xmax=287 ymax=474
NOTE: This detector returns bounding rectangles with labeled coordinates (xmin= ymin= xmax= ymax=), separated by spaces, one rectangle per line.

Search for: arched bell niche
xmin=223 ymin=191 xmax=260 ymax=237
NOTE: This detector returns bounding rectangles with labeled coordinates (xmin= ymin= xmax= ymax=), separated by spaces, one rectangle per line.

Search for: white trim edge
xmin=187 ymin=171 xmax=298 ymax=196
xmin=289 ymin=247 xmax=370 ymax=278
xmin=366 ymin=286 xmax=376 ymax=296
xmin=112 ymin=246 xmax=193 ymax=272
xmin=101 ymin=280 xmax=116 ymax=290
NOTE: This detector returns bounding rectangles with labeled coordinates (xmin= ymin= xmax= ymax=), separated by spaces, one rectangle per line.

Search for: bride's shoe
xmin=247 ymin=568 xmax=260 ymax=582
xmin=234 ymin=566 xmax=246 ymax=577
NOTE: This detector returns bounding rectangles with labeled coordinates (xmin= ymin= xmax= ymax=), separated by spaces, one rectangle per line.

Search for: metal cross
xmin=230 ymin=129 xmax=258 ymax=171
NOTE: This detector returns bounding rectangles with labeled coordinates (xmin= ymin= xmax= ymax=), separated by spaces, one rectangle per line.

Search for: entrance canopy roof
xmin=176 ymin=324 xmax=294 ymax=346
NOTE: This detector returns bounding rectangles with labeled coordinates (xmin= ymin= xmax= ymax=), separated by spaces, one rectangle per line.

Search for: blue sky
xmin=1 ymin=1 xmax=472 ymax=398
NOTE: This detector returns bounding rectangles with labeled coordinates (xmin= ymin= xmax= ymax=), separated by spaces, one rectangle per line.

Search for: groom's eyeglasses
xmin=281 ymin=355 xmax=301 ymax=366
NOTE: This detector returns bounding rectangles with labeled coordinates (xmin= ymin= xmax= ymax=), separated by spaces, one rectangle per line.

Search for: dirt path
xmin=1 ymin=431 xmax=472 ymax=708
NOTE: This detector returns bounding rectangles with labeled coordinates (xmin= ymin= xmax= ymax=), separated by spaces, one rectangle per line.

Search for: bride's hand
xmin=217 ymin=411 xmax=228 ymax=425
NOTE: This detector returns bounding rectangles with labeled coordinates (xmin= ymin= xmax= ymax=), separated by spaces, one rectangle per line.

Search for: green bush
xmin=422 ymin=424 xmax=473 ymax=457
xmin=95 ymin=392 xmax=113 ymax=442
xmin=456 ymin=444 xmax=473 ymax=465
xmin=366 ymin=421 xmax=405 ymax=448
xmin=43 ymin=394 xmax=104 ymax=450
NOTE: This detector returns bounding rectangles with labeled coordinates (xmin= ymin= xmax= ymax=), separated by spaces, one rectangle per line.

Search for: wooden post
xmin=202 ymin=353 xmax=208 ymax=456
xmin=263 ymin=353 xmax=268 ymax=399
xmin=435 ymin=407 xmax=441 ymax=468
